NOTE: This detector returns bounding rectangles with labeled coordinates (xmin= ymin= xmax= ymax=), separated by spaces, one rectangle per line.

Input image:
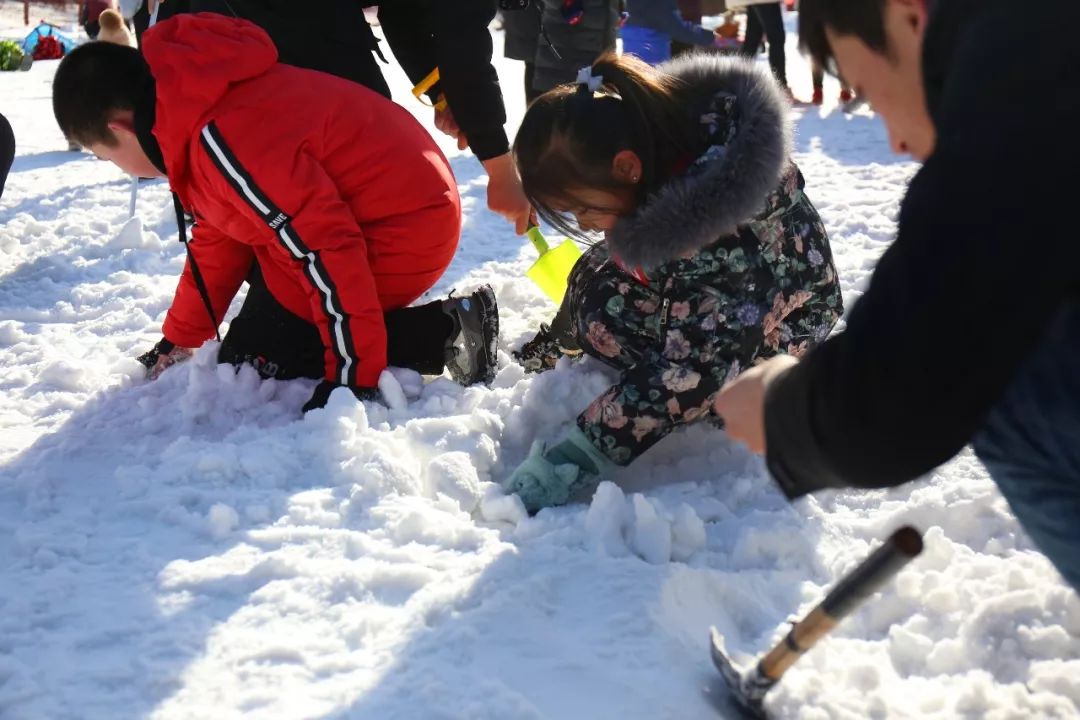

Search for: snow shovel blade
xmin=708 ymin=526 xmax=924 ymax=717
xmin=707 ymin=628 xmax=772 ymax=719
xmin=525 ymin=225 xmax=582 ymax=304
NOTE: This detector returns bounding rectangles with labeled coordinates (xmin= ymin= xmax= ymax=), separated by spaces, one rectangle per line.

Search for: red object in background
xmin=561 ymin=0 xmax=584 ymax=25
xmin=785 ymin=0 xmax=797 ymax=9
xmin=32 ymin=35 xmax=64 ymax=60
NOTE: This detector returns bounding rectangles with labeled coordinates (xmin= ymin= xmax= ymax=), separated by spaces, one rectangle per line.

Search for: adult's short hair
xmin=53 ymin=41 xmax=150 ymax=147
xmin=798 ymin=0 xmax=889 ymax=75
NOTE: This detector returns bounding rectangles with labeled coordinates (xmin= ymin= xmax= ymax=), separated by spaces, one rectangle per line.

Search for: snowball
xmin=206 ymin=503 xmax=239 ymax=540
xmin=387 ymin=367 xmax=424 ymax=399
xmin=669 ymin=503 xmax=706 ymax=562
xmin=584 ymin=481 xmax=629 ymax=557
xmin=107 ymin=217 xmax=152 ymax=250
xmin=36 ymin=359 xmax=93 ymax=392
xmin=630 ymin=494 xmax=671 ymax=565
xmin=427 ymin=452 xmax=482 ymax=513
xmin=378 ymin=368 xmax=409 ymax=411
xmin=480 ymin=486 xmax=528 ymax=525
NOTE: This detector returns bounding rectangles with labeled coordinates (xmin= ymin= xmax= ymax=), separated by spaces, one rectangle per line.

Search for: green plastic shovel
xmin=525 ymin=224 xmax=582 ymax=304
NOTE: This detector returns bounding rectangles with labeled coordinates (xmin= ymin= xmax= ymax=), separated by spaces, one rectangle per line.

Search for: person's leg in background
xmin=971 ymin=302 xmax=1080 ymax=592
xmin=811 ymin=60 xmax=824 ymax=105
xmin=755 ymin=2 xmax=788 ymax=89
xmin=740 ymin=8 xmax=764 ymax=64
xmin=130 ymin=0 xmax=150 ymax=47
xmin=0 ymin=112 xmax=14 ymax=202
xmin=524 ymin=61 xmax=542 ymax=105
xmin=503 ymin=0 xmax=543 ymax=106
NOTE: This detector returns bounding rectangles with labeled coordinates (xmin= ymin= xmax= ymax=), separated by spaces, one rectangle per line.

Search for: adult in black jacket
xmin=378 ymin=0 xmax=534 ymax=235
xmin=502 ymin=0 xmax=542 ymax=106
xmin=532 ymin=0 xmax=621 ymax=93
xmin=132 ymin=0 xmax=531 ymax=233
xmin=713 ymin=0 xmax=1080 ymax=590
xmin=131 ymin=0 xmax=390 ymax=96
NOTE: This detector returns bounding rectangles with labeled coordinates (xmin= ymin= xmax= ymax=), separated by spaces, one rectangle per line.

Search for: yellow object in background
xmin=525 ymin=225 xmax=583 ymax=304
xmin=411 ymin=68 xmax=448 ymax=112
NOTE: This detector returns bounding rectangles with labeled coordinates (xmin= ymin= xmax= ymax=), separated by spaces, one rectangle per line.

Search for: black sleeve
xmin=380 ymin=0 xmax=509 ymax=161
xmin=762 ymin=3 xmax=1080 ymax=498
xmin=0 ymin=112 xmax=13 ymax=201
xmin=377 ymin=2 xmax=439 ymax=91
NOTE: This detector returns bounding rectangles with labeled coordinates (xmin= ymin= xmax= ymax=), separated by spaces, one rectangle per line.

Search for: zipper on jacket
xmin=658 ymin=297 xmax=671 ymax=346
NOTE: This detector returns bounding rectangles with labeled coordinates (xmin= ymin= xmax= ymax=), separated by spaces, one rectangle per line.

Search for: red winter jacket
xmin=146 ymin=14 xmax=461 ymax=387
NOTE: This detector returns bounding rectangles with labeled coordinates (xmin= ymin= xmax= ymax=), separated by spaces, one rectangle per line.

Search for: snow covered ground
xmin=1 ymin=11 xmax=1078 ymax=720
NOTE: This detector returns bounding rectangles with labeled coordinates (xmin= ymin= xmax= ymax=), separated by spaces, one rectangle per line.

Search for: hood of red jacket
xmin=141 ymin=13 xmax=278 ymax=186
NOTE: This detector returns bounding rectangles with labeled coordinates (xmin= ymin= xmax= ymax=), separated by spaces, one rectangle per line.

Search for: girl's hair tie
xmin=575 ymin=66 xmax=605 ymax=93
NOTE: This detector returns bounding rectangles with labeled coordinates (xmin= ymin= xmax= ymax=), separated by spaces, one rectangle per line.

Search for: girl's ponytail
xmin=514 ymin=53 xmax=698 ymax=240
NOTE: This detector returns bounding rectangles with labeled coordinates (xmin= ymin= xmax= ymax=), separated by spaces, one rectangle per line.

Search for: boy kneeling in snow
xmin=53 ymin=14 xmax=498 ymax=412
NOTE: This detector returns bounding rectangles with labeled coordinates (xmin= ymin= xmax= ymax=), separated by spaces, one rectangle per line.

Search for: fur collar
xmin=606 ymin=55 xmax=792 ymax=269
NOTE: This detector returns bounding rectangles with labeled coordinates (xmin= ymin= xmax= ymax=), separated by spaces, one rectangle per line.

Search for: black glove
xmin=137 ymin=338 xmax=194 ymax=380
xmin=302 ymin=380 xmax=381 ymax=413
xmin=137 ymin=338 xmax=175 ymax=370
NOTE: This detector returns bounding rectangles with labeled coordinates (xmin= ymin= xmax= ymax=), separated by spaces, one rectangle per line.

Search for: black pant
xmin=741 ymin=3 xmax=787 ymax=88
xmin=0 ymin=112 xmax=13 ymax=202
xmin=218 ymin=266 xmax=453 ymax=382
xmin=524 ymin=61 xmax=541 ymax=106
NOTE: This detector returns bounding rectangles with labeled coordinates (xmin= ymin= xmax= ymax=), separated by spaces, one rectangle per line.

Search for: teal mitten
xmin=503 ymin=426 xmax=612 ymax=514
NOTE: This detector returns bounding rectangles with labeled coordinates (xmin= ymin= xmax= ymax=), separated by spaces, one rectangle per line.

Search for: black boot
xmin=441 ymin=285 xmax=499 ymax=385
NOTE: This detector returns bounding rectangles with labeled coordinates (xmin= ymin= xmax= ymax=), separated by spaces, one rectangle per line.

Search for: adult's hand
xmin=434 ymin=105 xmax=468 ymax=151
xmin=712 ymin=355 xmax=799 ymax=454
xmin=481 ymin=153 xmax=535 ymax=234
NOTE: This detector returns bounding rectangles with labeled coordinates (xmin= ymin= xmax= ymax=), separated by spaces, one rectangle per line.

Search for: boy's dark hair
xmin=798 ymin=0 xmax=889 ymax=74
xmin=53 ymin=41 xmax=150 ymax=147
xmin=513 ymin=52 xmax=698 ymax=241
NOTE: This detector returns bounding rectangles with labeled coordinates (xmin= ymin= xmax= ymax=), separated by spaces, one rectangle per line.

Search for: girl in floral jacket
xmin=504 ymin=52 xmax=843 ymax=513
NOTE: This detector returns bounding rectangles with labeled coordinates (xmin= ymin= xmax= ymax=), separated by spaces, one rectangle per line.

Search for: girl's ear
xmin=611 ymin=150 xmax=643 ymax=184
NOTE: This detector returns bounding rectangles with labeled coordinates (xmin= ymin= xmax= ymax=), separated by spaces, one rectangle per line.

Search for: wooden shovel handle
xmin=758 ymin=526 xmax=923 ymax=680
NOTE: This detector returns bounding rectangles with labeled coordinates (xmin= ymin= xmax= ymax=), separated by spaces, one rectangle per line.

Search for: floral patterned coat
xmin=566 ymin=55 xmax=844 ymax=466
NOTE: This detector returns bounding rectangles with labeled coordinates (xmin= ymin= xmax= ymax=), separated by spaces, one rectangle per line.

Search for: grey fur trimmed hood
xmin=606 ymin=55 xmax=793 ymax=269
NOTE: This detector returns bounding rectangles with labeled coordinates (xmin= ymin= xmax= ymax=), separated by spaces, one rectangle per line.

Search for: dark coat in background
xmin=137 ymin=0 xmax=390 ymax=96
xmin=504 ymin=0 xmax=541 ymax=62
xmin=378 ymin=0 xmax=510 ymax=161
xmin=533 ymin=0 xmax=621 ymax=92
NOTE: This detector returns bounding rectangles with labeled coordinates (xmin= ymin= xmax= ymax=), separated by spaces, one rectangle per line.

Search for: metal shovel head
xmin=526 ymin=238 xmax=582 ymax=304
xmin=708 ymin=627 xmax=773 ymax=719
